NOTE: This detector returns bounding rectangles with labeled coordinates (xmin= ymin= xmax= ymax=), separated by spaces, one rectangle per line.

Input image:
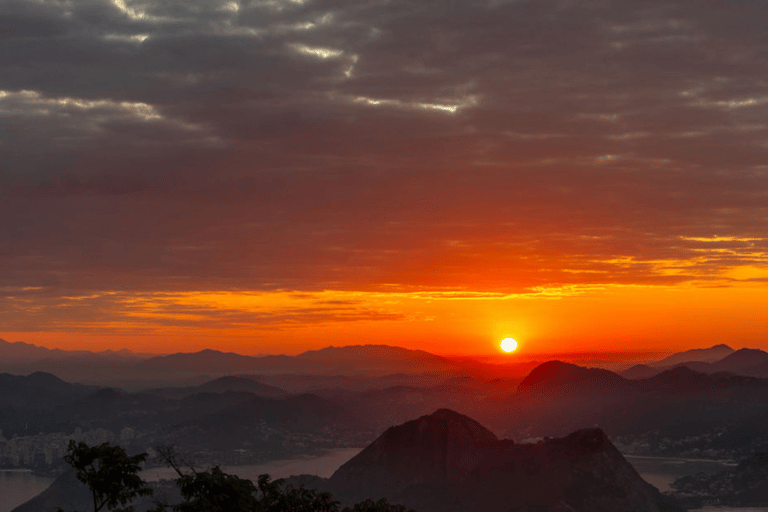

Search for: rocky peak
xmin=329 ymin=409 xmax=498 ymax=498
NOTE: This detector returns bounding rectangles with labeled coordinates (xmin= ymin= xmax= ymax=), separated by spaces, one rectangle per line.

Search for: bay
xmin=625 ymin=455 xmax=766 ymax=512
xmin=8 ymin=450 xmax=762 ymax=512
xmin=625 ymin=454 xmax=736 ymax=492
xmin=4 ymin=448 xmax=361 ymax=512
xmin=141 ymin=447 xmax=363 ymax=482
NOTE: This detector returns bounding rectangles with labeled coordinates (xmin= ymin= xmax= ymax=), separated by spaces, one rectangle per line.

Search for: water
xmin=626 ymin=456 xmax=767 ymax=512
xmin=0 ymin=471 xmax=54 ymax=512
xmin=2 ymin=448 xmax=362 ymax=512
xmin=7 ymin=451 xmax=764 ymax=512
xmin=141 ymin=447 xmax=363 ymax=481
xmin=625 ymin=454 xmax=736 ymax=492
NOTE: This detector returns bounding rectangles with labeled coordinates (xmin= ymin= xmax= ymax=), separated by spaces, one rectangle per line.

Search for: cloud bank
xmin=2 ymin=0 xmax=767 ymax=341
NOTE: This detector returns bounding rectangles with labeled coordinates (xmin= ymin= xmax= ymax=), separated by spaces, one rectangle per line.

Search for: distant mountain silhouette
xmin=1 ymin=343 xmax=471 ymax=389
xmin=622 ymin=363 xmax=660 ymax=379
xmin=129 ymin=345 xmax=467 ymax=379
xmin=147 ymin=375 xmax=287 ymax=399
xmin=653 ymin=344 xmax=734 ymax=367
xmin=656 ymin=348 xmax=768 ymax=378
xmin=625 ymin=346 xmax=768 ymax=379
xmin=0 ymin=372 xmax=98 ymax=408
xmin=324 ymin=409 xmax=684 ymax=512
xmin=638 ymin=365 xmax=713 ymax=392
xmin=709 ymin=347 xmax=768 ymax=373
xmin=0 ymin=338 xmax=151 ymax=363
xmin=634 ymin=365 xmax=768 ymax=393
xmin=195 ymin=375 xmax=287 ymax=396
xmin=516 ymin=360 xmax=630 ymax=396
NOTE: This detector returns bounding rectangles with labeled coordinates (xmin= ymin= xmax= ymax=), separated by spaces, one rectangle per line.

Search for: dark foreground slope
xmin=11 ymin=470 xmax=179 ymax=512
xmin=324 ymin=409 xmax=684 ymax=512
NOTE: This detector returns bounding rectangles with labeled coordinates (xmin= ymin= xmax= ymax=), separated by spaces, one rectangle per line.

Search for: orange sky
xmin=4 ymin=280 xmax=767 ymax=356
xmin=2 ymin=0 xmax=767 ymax=358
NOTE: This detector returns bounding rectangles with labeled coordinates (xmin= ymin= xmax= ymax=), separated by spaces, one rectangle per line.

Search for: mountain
xmin=294 ymin=345 xmax=464 ymax=375
xmin=329 ymin=408 xmax=497 ymax=497
xmin=709 ymin=348 xmax=768 ymax=374
xmin=653 ymin=344 xmax=734 ymax=367
xmin=147 ymin=375 xmax=287 ymax=399
xmin=134 ymin=345 xmax=465 ymax=377
xmin=501 ymin=360 xmax=768 ymax=460
xmin=622 ymin=364 xmax=660 ymax=380
xmin=0 ymin=338 xmax=152 ymax=363
xmin=653 ymin=348 xmax=768 ymax=378
xmin=0 ymin=372 xmax=98 ymax=408
xmin=515 ymin=360 xmax=630 ymax=396
xmin=324 ymin=409 xmax=684 ymax=512
xmin=0 ymin=344 xmax=473 ymax=389
xmin=636 ymin=365 xmax=768 ymax=393
xmin=617 ymin=346 xmax=768 ymax=381
xmin=195 ymin=376 xmax=286 ymax=396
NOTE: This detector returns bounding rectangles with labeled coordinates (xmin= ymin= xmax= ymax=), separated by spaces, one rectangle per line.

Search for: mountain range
xmin=5 ymin=340 xmax=768 ymax=467
xmin=6 ymin=338 xmax=768 ymax=390
xmin=0 ymin=340 xmax=475 ymax=389
xmin=621 ymin=346 xmax=768 ymax=379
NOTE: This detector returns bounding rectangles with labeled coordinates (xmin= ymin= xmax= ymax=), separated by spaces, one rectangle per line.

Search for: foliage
xmin=60 ymin=442 xmax=413 ymax=512
xmin=341 ymin=498 xmax=416 ymax=512
xmin=153 ymin=445 xmax=341 ymax=512
xmin=255 ymin=473 xmax=339 ymax=512
xmin=170 ymin=466 xmax=260 ymax=512
xmin=62 ymin=440 xmax=152 ymax=512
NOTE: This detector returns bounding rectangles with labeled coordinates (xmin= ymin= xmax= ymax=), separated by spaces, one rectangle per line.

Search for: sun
xmin=500 ymin=338 xmax=517 ymax=352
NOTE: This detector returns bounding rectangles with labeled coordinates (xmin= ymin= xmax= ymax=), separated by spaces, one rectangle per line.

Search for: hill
xmin=515 ymin=360 xmax=630 ymax=396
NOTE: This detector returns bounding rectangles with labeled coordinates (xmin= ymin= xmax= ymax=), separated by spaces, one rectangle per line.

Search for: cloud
xmin=1 ymin=0 xmax=767 ymax=308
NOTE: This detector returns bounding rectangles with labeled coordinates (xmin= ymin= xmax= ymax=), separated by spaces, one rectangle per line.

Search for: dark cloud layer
xmin=2 ymin=0 xmax=767 ymax=308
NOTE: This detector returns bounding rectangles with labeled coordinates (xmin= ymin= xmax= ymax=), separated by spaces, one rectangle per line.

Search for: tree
xmin=255 ymin=473 xmax=339 ymax=512
xmin=342 ymin=498 xmax=415 ymax=512
xmin=154 ymin=445 xmax=340 ymax=512
xmin=152 ymin=445 xmax=259 ymax=512
xmin=61 ymin=443 xmax=415 ymax=512
xmin=62 ymin=440 xmax=152 ymax=512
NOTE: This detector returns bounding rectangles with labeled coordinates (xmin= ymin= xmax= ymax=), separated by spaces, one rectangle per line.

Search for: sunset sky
xmin=2 ymin=0 xmax=767 ymax=357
